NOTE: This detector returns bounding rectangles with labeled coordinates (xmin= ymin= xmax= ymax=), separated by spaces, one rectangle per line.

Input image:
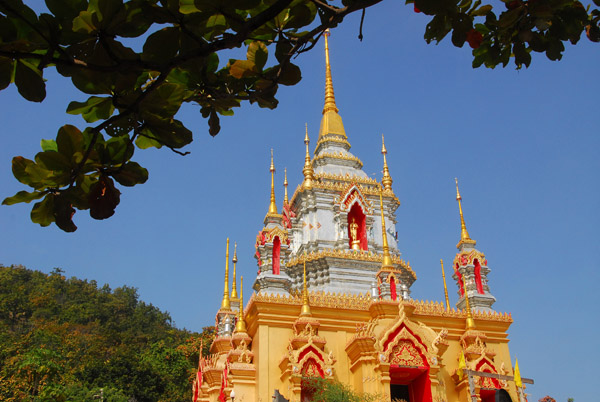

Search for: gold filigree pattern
xmin=453 ymin=249 xmax=486 ymax=267
xmin=389 ymin=340 xmax=426 ymax=367
xmin=313 ymin=151 xmax=363 ymax=168
xmin=289 ymin=182 xmax=399 ymax=207
xmin=410 ymin=300 xmax=513 ymax=322
xmin=252 ymin=291 xmax=372 ymax=311
xmin=261 ymin=226 xmax=289 ymax=244
xmin=316 ymin=172 xmax=380 ymax=188
xmin=339 ymin=183 xmax=374 ymax=214
xmin=286 ymin=249 xmax=415 ymax=279
xmin=314 ymin=136 xmax=351 ymax=151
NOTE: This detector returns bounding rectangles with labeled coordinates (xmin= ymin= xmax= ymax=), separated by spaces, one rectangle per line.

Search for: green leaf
xmin=35 ymin=150 xmax=72 ymax=174
xmin=2 ymin=190 xmax=45 ymax=205
xmin=140 ymin=82 xmax=185 ymax=118
xmin=41 ymin=139 xmax=58 ymax=151
xmin=247 ymin=41 xmax=268 ymax=70
xmin=471 ymin=4 xmax=493 ymax=16
xmin=56 ymin=125 xmax=84 ymax=162
xmin=67 ymin=96 xmax=115 ymax=123
xmin=104 ymin=135 xmax=133 ymax=164
xmin=112 ymin=162 xmax=148 ymax=187
xmin=229 ymin=59 xmax=258 ymax=79
xmin=31 ymin=194 xmax=55 ymax=227
xmin=142 ymin=27 xmax=180 ymax=63
xmin=0 ymin=56 xmax=12 ymax=91
xmin=52 ymin=192 xmax=77 ymax=232
xmin=14 ymin=60 xmax=46 ymax=102
xmin=72 ymin=10 xmax=97 ymax=33
xmin=11 ymin=156 xmax=51 ymax=188
xmin=278 ymin=62 xmax=301 ymax=86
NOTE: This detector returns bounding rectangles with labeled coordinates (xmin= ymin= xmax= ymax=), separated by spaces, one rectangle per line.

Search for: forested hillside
xmin=0 ymin=265 xmax=214 ymax=402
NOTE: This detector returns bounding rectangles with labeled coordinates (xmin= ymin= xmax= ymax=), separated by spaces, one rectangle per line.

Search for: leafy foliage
xmin=1 ymin=0 xmax=598 ymax=231
xmin=538 ymin=397 xmax=557 ymax=402
xmin=0 ymin=265 xmax=215 ymax=402
xmin=301 ymin=376 xmax=378 ymax=402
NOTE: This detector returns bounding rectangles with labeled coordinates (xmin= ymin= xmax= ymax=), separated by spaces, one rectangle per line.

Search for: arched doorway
xmin=347 ymin=203 xmax=367 ymax=251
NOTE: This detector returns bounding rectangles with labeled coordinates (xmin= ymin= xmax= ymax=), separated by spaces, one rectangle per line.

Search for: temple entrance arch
xmin=387 ymin=339 xmax=432 ymax=402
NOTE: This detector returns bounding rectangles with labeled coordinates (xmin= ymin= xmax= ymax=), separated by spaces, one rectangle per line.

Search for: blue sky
xmin=1 ymin=2 xmax=598 ymax=401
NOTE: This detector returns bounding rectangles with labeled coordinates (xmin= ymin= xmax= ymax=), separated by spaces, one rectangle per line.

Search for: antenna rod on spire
xmin=455 ymin=178 xmax=474 ymax=245
xmin=303 ymin=124 xmax=315 ymax=190
xmin=283 ymin=168 xmax=289 ymax=206
xmin=440 ymin=259 xmax=450 ymax=311
xmin=381 ymin=134 xmax=393 ymax=191
xmin=221 ymin=238 xmax=231 ymax=310
xmin=379 ymin=187 xmax=394 ymax=268
xmin=267 ymin=149 xmax=278 ymax=215
xmin=231 ymin=242 xmax=238 ymax=300
xmin=300 ymin=252 xmax=312 ymax=317
xmin=323 ymin=29 xmax=338 ymax=114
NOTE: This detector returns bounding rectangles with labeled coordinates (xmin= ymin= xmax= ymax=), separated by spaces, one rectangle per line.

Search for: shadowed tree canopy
xmin=1 ymin=0 xmax=598 ymax=231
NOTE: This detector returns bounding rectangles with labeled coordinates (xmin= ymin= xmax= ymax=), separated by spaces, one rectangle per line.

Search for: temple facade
xmin=194 ymin=32 xmax=523 ymax=402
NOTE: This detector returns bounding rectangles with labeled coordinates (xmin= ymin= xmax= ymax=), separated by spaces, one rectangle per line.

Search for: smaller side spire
xmin=231 ymin=242 xmax=238 ymax=301
xmin=221 ymin=238 xmax=231 ymax=310
xmin=379 ymin=188 xmax=394 ymax=269
xmin=440 ymin=259 xmax=450 ymax=311
xmin=234 ymin=276 xmax=247 ymax=333
xmin=283 ymin=168 xmax=289 ymax=206
xmin=381 ymin=134 xmax=393 ymax=191
xmin=267 ymin=149 xmax=278 ymax=216
xmin=455 ymin=178 xmax=476 ymax=248
xmin=300 ymin=254 xmax=312 ymax=317
xmin=302 ymin=124 xmax=315 ymax=190
xmin=323 ymin=29 xmax=338 ymax=114
xmin=462 ymin=274 xmax=476 ymax=330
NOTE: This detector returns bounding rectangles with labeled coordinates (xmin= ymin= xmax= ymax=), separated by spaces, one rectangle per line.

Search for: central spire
xmin=323 ymin=29 xmax=338 ymax=115
xmin=316 ymin=29 xmax=348 ymax=151
xmin=455 ymin=178 xmax=476 ymax=248
xmin=266 ymin=149 xmax=278 ymax=216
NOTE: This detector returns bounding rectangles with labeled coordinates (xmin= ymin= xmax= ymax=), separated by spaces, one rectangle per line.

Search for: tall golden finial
xmin=231 ymin=242 xmax=238 ymax=301
xmin=379 ymin=187 xmax=394 ymax=269
xmin=381 ymin=134 xmax=393 ymax=191
xmin=455 ymin=178 xmax=475 ymax=246
xmin=323 ymin=29 xmax=338 ymax=114
xmin=267 ymin=149 xmax=278 ymax=215
xmin=221 ymin=238 xmax=231 ymax=310
xmin=302 ymin=124 xmax=315 ymax=190
xmin=300 ymin=253 xmax=312 ymax=317
xmin=283 ymin=168 xmax=289 ymax=206
xmin=234 ymin=276 xmax=247 ymax=333
xmin=462 ymin=274 xmax=476 ymax=330
xmin=440 ymin=259 xmax=450 ymax=311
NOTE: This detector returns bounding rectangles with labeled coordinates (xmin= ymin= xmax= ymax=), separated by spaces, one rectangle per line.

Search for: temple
xmin=194 ymin=32 xmax=525 ymax=402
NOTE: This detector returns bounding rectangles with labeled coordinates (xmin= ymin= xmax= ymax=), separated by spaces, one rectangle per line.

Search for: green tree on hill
xmin=0 ymin=264 xmax=214 ymax=402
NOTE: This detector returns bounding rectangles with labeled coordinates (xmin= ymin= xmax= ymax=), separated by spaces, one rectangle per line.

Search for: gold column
xmin=440 ymin=259 xmax=451 ymax=311
xmin=462 ymin=275 xmax=476 ymax=330
xmin=221 ymin=238 xmax=231 ymax=310
xmin=303 ymin=124 xmax=315 ymax=190
xmin=283 ymin=168 xmax=289 ymax=206
xmin=323 ymin=29 xmax=338 ymax=114
xmin=267 ymin=149 xmax=278 ymax=215
xmin=455 ymin=178 xmax=474 ymax=245
xmin=234 ymin=276 xmax=247 ymax=333
xmin=231 ymin=242 xmax=238 ymax=301
xmin=379 ymin=188 xmax=394 ymax=269
xmin=300 ymin=254 xmax=312 ymax=317
xmin=381 ymin=134 xmax=393 ymax=191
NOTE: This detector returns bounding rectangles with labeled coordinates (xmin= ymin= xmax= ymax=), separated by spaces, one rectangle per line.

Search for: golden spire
xmin=231 ymin=242 xmax=238 ymax=301
xmin=462 ymin=274 xmax=476 ymax=330
xmin=455 ymin=178 xmax=475 ymax=247
xmin=283 ymin=168 xmax=289 ymax=206
xmin=234 ymin=276 xmax=247 ymax=333
xmin=379 ymin=188 xmax=394 ymax=269
xmin=323 ymin=29 xmax=338 ymax=114
xmin=300 ymin=254 xmax=312 ymax=317
xmin=267 ymin=149 xmax=278 ymax=215
xmin=440 ymin=259 xmax=450 ymax=311
xmin=381 ymin=134 xmax=393 ymax=191
xmin=302 ymin=124 xmax=315 ymax=190
xmin=220 ymin=238 xmax=231 ymax=310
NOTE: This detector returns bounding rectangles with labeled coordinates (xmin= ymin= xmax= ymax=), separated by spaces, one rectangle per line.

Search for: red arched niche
xmin=347 ymin=203 xmax=367 ymax=251
xmin=390 ymin=276 xmax=398 ymax=301
xmin=272 ymin=236 xmax=280 ymax=275
xmin=455 ymin=263 xmax=464 ymax=296
xmin=300 ymin=358 xmax=324 ymax=402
